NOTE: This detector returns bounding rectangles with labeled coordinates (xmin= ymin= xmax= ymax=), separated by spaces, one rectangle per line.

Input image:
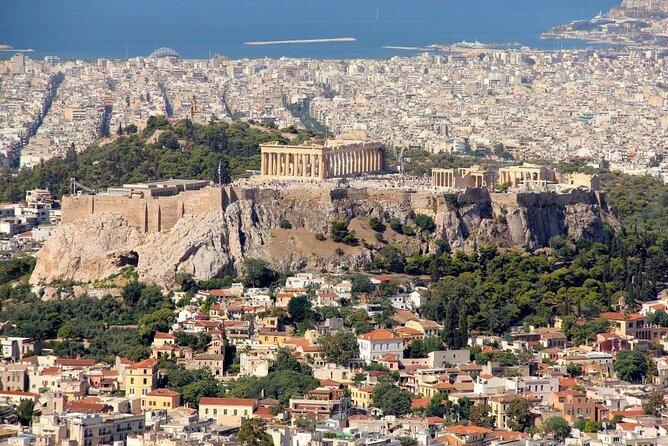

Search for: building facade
xmin=357 ymin=329 xmax=404 ymax=362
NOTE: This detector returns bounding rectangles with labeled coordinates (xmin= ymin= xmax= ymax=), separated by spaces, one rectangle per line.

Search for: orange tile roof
xmin=254 ymin=406 xmax=275 ymax=419
xmin=600 ymin=312 xmax=645 ymax=321
xmin=199 ymin=397 xmax=257 ymax=406
xmin=434 ymin=435 xmax=465 ymax=446
xmin=395 ymin=326 xmax=422 ymax=336
xmin=492 ymin=430 xmax=528 ymax=441
xmin=54 ymin=359 xmax=96 ymax=367
xmin=0 ymin=390 xmax=38 ymax=397
xmin=127 ymin=358 xmax=157 ymax=369
xmin=147 ymin=388 xmax=181 ymax=397
xmin=445 ymin=425 xmax=493 ymax=435
xmin=411 ymin=398 xmax=430 ymax=409
xmin=357 ymin=329 xmax=399 ymax=341
xmin=154 ymin=332 xmax=176 ymax=340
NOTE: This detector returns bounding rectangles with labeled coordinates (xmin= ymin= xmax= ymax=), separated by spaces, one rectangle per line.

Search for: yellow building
xmin=489 ymin=394 xmax=541 ymax=430
xmin=350 ymin=386 xmax=375 ymax=410
xmin=257 ymin=330 xmax=293 ymax=347
xmin=125 ymin=358 xmax=158 ymax=409
xmin=143 ymin=388 xmax=181 ymax=411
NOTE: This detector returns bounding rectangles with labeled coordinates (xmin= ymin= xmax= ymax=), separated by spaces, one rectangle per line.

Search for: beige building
xmin=143 ymin=388 xmax=181 ymax=411
xmin=260 ymin=138 xmax=383 ymax=179
xmin=199 ymin=397 xmax=258 ymax=427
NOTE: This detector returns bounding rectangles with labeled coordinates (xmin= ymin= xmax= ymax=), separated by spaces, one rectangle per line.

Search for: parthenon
xmin=260 ymin=139 xmax=384 ymax=179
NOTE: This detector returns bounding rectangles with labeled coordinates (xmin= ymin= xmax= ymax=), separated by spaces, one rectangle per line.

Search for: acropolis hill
xmin=33 ymin=175 xmax=617 ymax=289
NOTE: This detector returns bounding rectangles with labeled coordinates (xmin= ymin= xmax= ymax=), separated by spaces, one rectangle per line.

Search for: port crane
xmin=70 ymin=178 xmax=96 ymax=196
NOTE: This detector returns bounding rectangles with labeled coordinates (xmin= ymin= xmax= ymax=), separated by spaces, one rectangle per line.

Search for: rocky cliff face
xmin=31 ymin=188 xmax=617 ymax=289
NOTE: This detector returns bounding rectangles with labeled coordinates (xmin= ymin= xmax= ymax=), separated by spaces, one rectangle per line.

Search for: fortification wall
xmin=62 ymin=187 xmax=225 ymax=233
xmin=62 ymin=185 xmax=602 ymax=234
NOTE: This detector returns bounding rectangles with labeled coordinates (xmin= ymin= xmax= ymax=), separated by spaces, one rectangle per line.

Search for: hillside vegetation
xmin=0 ymin=117 xmax=321 ymax=201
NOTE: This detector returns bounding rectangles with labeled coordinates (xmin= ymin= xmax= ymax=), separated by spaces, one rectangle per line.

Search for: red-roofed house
xmin=357 ymin=329 xmax=403 ymax=362
xmin=548 ymin=389 xmax=597 ymax=423
xmin=599 ymin=312 xmax=660 ymax=342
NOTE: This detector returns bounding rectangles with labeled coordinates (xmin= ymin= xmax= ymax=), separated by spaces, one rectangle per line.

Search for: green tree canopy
xmin=372 ymin=383 xmax=412 ymax=416
xmin=613 ymin=350 xmax=650 ymax=383
xmin=318 ymin=331 xmax=359 ymax=365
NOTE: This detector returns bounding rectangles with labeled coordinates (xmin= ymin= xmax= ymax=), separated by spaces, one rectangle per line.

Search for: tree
xmin=294 ymin=414 xmax=317 ymax=431
xmin=330 ymin=220 xmax=358 ymax=245
xmin=574 ymin=418 xmax=602 ymax=433
xmin=352 ymin=372 xmax=367 ymax=387
xmin=176 ymin=273 xmax=198 ymax=293
xmin=157 ymin=130 xmax=180 ymax=150
xmin=404 ymin=336 xmax=444 ymax=358
xmin=319 ymin=331 xmax=359 ymax=365
xmin=237 ymin=418 xmax=273 ymax=446
xmin=270 ymin=348 xmax=311 ymax=374
xmin=372 ymin=383 xmax=412 ymax=416
xmin=15 ymin=399 xmax=35 ymax=426
xmin=642 ymin=390 xmax=665 ymax=416
xmin=613 ymin=350 xmax=649 ymax=383
xmin=137 ymin=308 xmax=175 ymax=340
xmin=243 ymin=258 xmax=278 ymax=288
xmin=506 ymin=398 xmax=533 ymax=432
xmin=351 ymin=274 xmax=375 ymax=294
xmin=414 ymin=214 xmax=436 ymax=232
xmin=287 ymin=295 xmax=314 ymax=324
xmin=470 ymin=404 xmax=495 ymax=428
xmin=457 ymin=396 xmax=474 ymax=421
xmin=279 ymin=218 xmax=292 ymax=229
xmin=566 ymin=362 xmax=582 ymax=377
xmin=368 ymin=216 xmax=386 ymax=232
xmin=542 ymin=416 xmax=571 ymax=441
xmin=425 ymin=392 xmax=444 ymax=417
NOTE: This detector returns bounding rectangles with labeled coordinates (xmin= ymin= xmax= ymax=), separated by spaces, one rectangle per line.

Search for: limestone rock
xmin=31 ymin=189 xmax=616 ymax=289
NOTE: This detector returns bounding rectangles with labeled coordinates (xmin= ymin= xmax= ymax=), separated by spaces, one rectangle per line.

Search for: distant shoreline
xmin=244 ymin=37 xmax=356 ymax=46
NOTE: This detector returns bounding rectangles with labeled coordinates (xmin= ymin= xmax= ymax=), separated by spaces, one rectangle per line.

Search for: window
xmin=205 ymin=408 xmax=209 ymax=415
xmin=234 ymin=409 xmax=238 ymax=416
xmin=130 ymin=378 xmax=135 ymax=385
xmin=143 ymin=378 xmax=147 ymax=385
xmin=224 ymin=409 xmax=228 ymax=415
xmin=213 ymin=409 xmax=218 ymax=415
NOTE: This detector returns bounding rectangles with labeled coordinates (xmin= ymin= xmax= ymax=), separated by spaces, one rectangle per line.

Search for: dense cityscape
xmin=1 ymin=0 xmax=668 ymax=446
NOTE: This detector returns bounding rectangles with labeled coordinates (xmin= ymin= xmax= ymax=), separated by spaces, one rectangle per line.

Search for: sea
xmin=0 ymin=0 xmax=620 ymax=60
